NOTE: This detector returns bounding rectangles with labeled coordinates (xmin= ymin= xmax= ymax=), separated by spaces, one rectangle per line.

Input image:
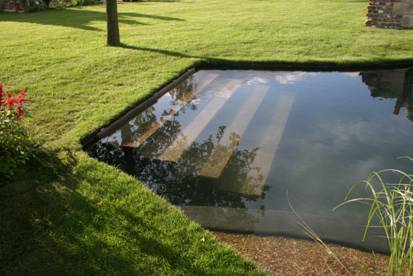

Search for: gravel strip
xmin=213 ymin=232 xmax=388 ymax=275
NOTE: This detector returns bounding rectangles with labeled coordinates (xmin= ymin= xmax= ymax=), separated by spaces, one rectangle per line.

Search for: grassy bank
xmin=1 ymin=0 xmax=413 ymax=274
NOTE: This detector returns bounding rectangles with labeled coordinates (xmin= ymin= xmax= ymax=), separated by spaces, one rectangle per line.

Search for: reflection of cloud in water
xmin=342 ymin=72 xmax=361 ymax=79
xmin=246 ymin=77 xmax=269 ymax=86
xmin=280 ymin=118 xmax=411 ymax=215
xmin=353 ymin=158 xmax=381 ymax=179
xmin=244 ymin=72 xmax=320 ymax=86
xmin=273 ymin=72 xmax=319 ymax=85
xmin=319 ymin=120 xmax=410 ymax=146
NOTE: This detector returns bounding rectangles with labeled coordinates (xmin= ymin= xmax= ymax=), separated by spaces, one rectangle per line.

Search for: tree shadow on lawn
xmin=0 ymin=147 xmax=216 ymax=275
xmin=0 ymin=8 xmax=184 ymax=32
xmin=120 ymin=43 xmax=235 ymax=65
xmin=119 ymin=43 xmax=327 ymax=69
xmin=120 ymin=43 xmax=209 ymax=59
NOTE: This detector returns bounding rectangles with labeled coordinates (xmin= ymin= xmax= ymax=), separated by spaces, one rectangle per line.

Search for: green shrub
xmin=49 ymin=0 xmax=99 ymax=8
xmin=0 ymin=84 xmax=32 ymax=178
xmin=25 ymin=0 xmax=47 ymax=11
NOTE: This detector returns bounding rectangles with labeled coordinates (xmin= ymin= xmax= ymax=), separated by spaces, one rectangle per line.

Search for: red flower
xmin=7 ymin=94 xmax=15 ymax=107
xmin=14 ymin=106 xmax=24 ymax=118
xmin=5 ymin=92 xmax=16 ymax=108
xmin=14 ymin=89 xmax=27 ymax=105
xmin=1 ymin=83 xmax=28 ymax=119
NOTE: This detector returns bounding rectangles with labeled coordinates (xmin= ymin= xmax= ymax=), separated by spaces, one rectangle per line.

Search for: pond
xmin=86 ymin=68 xmax=413 ymax=253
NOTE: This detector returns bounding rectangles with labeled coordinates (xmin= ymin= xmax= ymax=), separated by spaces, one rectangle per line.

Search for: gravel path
xmin=213 ymin=232 xmax=388 ymax=275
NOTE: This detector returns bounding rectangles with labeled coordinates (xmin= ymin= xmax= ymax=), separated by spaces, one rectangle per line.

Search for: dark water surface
xmin=87 ymin=68 xmax=413 ymax=252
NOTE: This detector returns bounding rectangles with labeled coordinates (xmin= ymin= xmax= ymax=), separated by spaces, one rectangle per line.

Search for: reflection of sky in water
xmin=241 ymin=71 xmax=321 ymax=85
xmin=87 ymin=68 xmax=413 ymax=251
xmin=251 ymin=71 xmax=413 ymax=217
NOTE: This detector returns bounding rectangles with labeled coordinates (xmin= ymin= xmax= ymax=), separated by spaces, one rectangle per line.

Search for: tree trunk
xmin=106 ymin=0 xmax=120 ymax=46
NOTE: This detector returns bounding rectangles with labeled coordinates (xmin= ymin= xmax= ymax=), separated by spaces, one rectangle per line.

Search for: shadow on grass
xmin=120 ymin=43 xmax=210 ymax=59
xmin=0 ymin=8 xmax=184 ymax=31
xmin=0 ymin=147 xmax=211 ymax=275
xmin=119 ymin=43 xmax=413 ymax=70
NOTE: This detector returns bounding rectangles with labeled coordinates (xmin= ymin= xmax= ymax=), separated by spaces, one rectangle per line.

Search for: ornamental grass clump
xmin=337 ymin=165 xmax=413 ymax=276
xmin=0 ymin=83 xmax=31 ymax=178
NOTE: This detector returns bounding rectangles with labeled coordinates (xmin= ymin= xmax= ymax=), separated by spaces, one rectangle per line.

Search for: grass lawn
xmin=1 ymin=0 xmax=413 ymax=274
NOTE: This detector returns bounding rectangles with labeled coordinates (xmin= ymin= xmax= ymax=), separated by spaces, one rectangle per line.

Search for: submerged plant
xmin=336 ymin=163 xmax=413 ymax=275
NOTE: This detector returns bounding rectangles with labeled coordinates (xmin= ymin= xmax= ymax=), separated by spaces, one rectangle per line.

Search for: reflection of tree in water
xmin=138 ymin=119 xmax=183 ymax=157
xmin=119 ymin=108 xmax=157 ymax=145
xmin=361 ymin=68 xmax=413 ymax=122
xmin=88 ymin=120 xmax=263 ymax=208
xmin=220 ymin=144 xmax=268 ymax=198
xmin=87 ymin=74 xmax=264 ymax=208
xmin=118 ymin=76 xmax=200 ymax=147
xmin=134 ymin=122 xmax=263 ymax=208
xmin=169 ymin=75 xmax=198 ymax=111
xmin=132 ymin=107 xmax=157 ymax=133
xmin=86 ymin=141 xmax=125 ymax=168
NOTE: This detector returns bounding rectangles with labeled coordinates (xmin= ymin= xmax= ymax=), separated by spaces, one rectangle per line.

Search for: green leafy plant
xmin=336 ymin=163 xmax=413 ymax=275
xmin=48 ymin=0 xmax=98 ymax=8
xmin=0 ymin=83 xmax=32 ymax=178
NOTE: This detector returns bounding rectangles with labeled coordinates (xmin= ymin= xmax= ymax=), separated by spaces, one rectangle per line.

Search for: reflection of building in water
xmin=361 ymin=69 xmax=413 ymax=122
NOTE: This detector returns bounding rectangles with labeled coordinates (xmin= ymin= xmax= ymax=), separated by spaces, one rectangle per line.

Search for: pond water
xmin=86 ymin=68 xmax=413 ymax=252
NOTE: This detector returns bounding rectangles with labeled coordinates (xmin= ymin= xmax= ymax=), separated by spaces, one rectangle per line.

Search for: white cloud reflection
xmin=245 ymin=72 xmax=320 ymax=86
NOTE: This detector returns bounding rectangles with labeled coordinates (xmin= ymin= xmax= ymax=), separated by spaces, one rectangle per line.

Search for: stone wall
xmin=366 ymin=0 xmax=413 ymax=29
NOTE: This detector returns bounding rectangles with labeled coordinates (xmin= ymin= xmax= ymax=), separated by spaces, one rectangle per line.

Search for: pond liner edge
xmin=194 ymin=59 xmax=413 ymax=72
